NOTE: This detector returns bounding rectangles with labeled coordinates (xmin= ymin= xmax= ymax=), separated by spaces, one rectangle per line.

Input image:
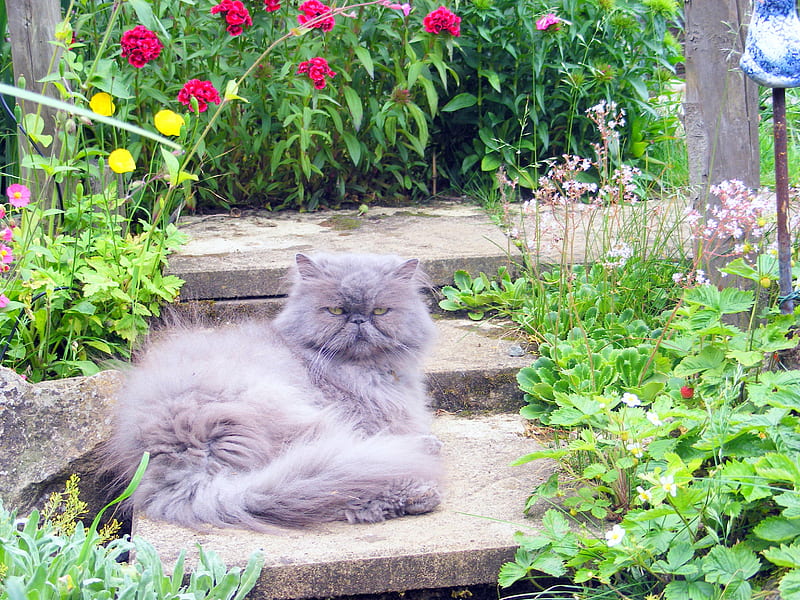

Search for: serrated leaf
xmin=530 ymin=553 xmax=566 ymax=577
xmin=498 ymin=561 xmax=529 ymax=588
xmin=541 ymin=508 xmax=570 ymax=540
xmin=779 ymin=569 xmax=800 ymax=597
xmin=702 ymin=544 xmax=760 ymax=584
xmin=763 ymin=542 xmax=800 ymax=568
xmin=754 ymin=516 xmax=800 ymax=542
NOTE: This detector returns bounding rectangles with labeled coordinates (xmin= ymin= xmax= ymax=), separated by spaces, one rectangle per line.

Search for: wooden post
xmin=6 ymin=0 xmax=63 ymax=203
xmin=684 ymin=0 xmax=760 ymax=194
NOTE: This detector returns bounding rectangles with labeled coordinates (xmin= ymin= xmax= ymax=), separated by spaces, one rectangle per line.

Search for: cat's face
xmin=277 ymin=253 xmax=435 ymax=363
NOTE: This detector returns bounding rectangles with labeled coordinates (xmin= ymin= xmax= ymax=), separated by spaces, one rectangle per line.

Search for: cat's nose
xmin=348 ymin=314 xmax=366 ymax=325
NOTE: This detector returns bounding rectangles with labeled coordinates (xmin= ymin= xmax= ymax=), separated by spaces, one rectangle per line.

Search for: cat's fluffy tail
xmin=132 ymin=432 xmax=443 ymax=529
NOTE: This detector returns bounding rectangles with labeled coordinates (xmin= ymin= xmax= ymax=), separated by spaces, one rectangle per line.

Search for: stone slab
xmin=0 ymin=367 xmax=121 ymax=513
xmin=167 ymin=203 xmax=521 ymax=300
xmin=166 ymin=199 xmax=693 ymax=302
xmin=134 ymin=414 xmax=555 ymax=599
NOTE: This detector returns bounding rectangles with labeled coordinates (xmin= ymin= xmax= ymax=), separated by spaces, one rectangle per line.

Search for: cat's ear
xmin=393 ymin=258 xmax=420 ymax=282
xmin=295 ymin=253 xmax=322 ymax=280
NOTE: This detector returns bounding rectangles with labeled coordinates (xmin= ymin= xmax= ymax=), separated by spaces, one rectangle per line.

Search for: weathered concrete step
xmin=134 ymin=413 xmax=555 ymax=600
xmin=167 ymin=203 xmax=522 ymax=301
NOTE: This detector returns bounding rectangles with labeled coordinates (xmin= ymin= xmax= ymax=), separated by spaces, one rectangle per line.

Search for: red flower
xmin=297 ymin=0 xmax=335 ymax=32
xmin=264 ymin=0 xmax=281 ymax=11
xmin=211 ymin=0 xmax=253 ymax=36
xmin=679 ymin=385 xmax=695 ymax=399
xmin=297 ymin=57 xmax=336 ymax=90
xmin=120 ymin=25 xmax=163 ymax=68
xmin=178 ymin=79 xmax=222 ymax=113
xmin=423 ymin=6 xmax=460 ymax=36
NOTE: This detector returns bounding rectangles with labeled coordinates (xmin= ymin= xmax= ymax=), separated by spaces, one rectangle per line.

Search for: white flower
xmin=636 ymin=486 xmax=652 ymax=503
xmin=660 ymin=474 xmax=677 ymax=497
xmin=621 ymin=392 xmax=641 ymax=407
xmin=605 ymin=524 xmax=626 ymax=547
xmin=646 ymin=411 xmax=663 ymax=427
xmin=626 ymin=441 xmax=644 ymax=458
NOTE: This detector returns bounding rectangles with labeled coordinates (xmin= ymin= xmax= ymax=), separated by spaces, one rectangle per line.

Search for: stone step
xmin=134 ymin=413 xmax=555 ymax=600
xmin=167 ymin=202 xmax=523 ymax=301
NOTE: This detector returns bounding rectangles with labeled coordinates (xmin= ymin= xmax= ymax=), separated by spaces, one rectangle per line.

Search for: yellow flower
xmin=89 ymin=92 xmax=115 ymax=117
xmin=108 ymin=149 xmax=135 ymax=174
xmin=154 ymin=109 xmax=185 ymax=137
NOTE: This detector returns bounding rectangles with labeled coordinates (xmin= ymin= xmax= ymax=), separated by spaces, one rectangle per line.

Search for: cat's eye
xmin=372 ymin=307 xmax=389 ymax=315
xmin=327 ymin=307 xmax=344 ymax=315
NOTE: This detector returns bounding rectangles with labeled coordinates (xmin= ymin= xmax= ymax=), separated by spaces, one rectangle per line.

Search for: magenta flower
xmin=0 ymin=294 xmax=9 ymax=309
xmin=120 ymin=25 xmax=163 ymax=68
xmin=297 ymin=57 xmax=336 ymax=89
xmin=211 ymin=0 xmax=253 ymax=36
xmin=7 ymin=184 xmax=31 ymax=208
xmin=178 ymin=79 xmax=222 ymax=113
xmin=264 ymin=0 xmax=281 ymax=10
xmin=423 ymin=6 xmax=461 ymax=36
xmin=1 ymin=228 xmax=12 ymax=242
xmin=536 ymin=13 xmax=561 ymax=31
xmin=297 ymin=0 xmax=335 ymax=31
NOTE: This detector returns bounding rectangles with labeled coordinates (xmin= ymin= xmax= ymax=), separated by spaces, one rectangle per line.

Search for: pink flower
xmin=1 ymin=228 xmax=12 ymax=242
xmin=423 ymin=6 xmax=460 ymax=36
xmin=297 ymin=57 xmax=336 ymax=89
xmin=379 ymin=0 xmax=411 ymax=16
xmin=536 ymin=13 xmax=561 ymax=31
xmin=120 ymin=25 xmax=163 ymax=68
xmin=211 ymin=0 xmax=253 ymax=36
xmin=297 ymin=0 xmax=335 ymax=31
xmin=178 ymin=79 xmax=222 ymax=113
xmin=264 ymin=0 xmax=281 ymax=11
xmin=0 ymin=294 xmax=8 ymax=309
xmin=7 ymin=184 xmax=31 ymax=208
xmin=0 ymin=244 xmax=13 ymax=265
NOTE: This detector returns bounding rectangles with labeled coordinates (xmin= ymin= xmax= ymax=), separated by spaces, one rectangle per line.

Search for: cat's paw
xmin=402 ymin=483 xmax=441 ymax=515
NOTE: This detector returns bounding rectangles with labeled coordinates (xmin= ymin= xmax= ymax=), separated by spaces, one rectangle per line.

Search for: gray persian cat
xmin=104 ymin=252 xmax=442 ymax=530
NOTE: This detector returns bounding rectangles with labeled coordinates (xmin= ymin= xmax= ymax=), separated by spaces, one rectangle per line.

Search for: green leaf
xmin=342 ymin=86 xmax=363 ymax=131
xmin=341 ymin=131 xmax=361 ymax=166
xmin=541 ymin=508 xmax=570 ymax=540
xmin=354 ymin=46 xmax=374 ymax=79
xmin=702 ymin=544 xmax=760 ymax=585
xmin=779 ymin=569 xmax=800 ymax=598
xmin=441 ymin=92 xmax=477 ymax=112
xmin=673 ymin=346 xmax=725 ymax=377
xmin=664 ymin=580 xmax=715 ymax=600
xmin=530 ymin=553 xmax=566 ymax=577
xmin=754 ymin=516 xmax=800 ymax=542
xmin=763 ymin=543 xmax=800 ymax=568
xmin=498 ymin=561 xmax=529 ymax=588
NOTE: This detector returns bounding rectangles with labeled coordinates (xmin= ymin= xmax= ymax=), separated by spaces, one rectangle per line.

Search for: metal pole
xmin=773 ymin=87 xmax=794 ymax=314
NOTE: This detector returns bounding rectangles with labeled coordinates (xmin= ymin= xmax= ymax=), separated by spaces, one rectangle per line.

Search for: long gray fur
xmin=103 ymin=252 xmax=443 ymax=530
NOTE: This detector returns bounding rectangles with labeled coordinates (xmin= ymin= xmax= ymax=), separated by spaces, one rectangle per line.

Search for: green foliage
xmin=0 ymin=186 xmax=186 ymax=381
xmin=64 ymin=0 xmax=458 ymax=211
xmin=502 ymin=273 xmax=800 ymax=598
xmin=438 ymin=0 xmax=683 ymax=188
xmin=0 ymin=465 xmax=263 ymax=600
